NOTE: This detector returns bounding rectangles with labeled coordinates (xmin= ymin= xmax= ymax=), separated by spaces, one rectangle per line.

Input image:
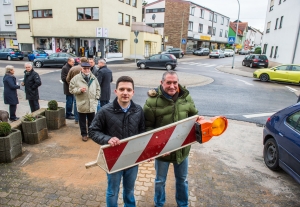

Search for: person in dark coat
xmin=96 ymin=59 xmax=112 ymax=111
xmin=61 ymin=57 xmax=75 ymax=120
xmin=3 ymin=65 xmax=20 ymax=121
xmin=88 ymin=58 xmax=98 ymax=76
xmin=21 ymin=62 xmax=42 ymax=113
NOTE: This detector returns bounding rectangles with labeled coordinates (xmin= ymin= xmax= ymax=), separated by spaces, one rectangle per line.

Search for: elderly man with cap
xmin=69 ymin=61 xmax=100 ymax=142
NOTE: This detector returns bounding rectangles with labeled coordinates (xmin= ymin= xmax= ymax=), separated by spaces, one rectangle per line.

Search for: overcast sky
xmin=145 ymin=0 xmax=269 ymax=31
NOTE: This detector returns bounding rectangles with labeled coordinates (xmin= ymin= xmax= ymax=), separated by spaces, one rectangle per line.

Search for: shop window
xmin=125 ymin=14 xmax=130 ymax=26
xmin=77 ymin=7 xmax=99 ymax=20
xmin=33 ymin=9 xmax=52 ymax=18
xmin=132 ymin=16 xmax=136 ymax=22
xmin=118 ymin=12 xmax=123 ymax=24
xmin=35 ymin=38 xmax=53 ymax=50
xmin=108 ymin=40 xmax=123 ymax=53
xmin=18 ymin=24 xmax=30 ymax=29
xmin=16 ymin=5 xmax=28 ymax=11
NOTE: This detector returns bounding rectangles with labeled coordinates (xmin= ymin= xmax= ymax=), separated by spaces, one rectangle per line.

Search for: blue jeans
xmin=66 ymin=95 xmax=74 ymax=117
xmin=154 ymin=158 xmax=189 ymax=207
xmin=106 ymin=165 xmax=138 ymax=207
xmin=97 ymin=100 xmax=109 ymax=112
xmin=73 ymin=98 xmax=78 ymax=122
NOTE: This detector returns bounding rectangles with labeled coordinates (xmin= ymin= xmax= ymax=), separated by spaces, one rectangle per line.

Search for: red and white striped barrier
xmin=86 ymin=115 xmax=227 ymax=174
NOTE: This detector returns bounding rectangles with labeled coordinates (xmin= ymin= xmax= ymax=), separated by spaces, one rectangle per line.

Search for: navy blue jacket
xmin=96 ymin=66 xmax=112 ymax=101
xmin=24 ymin=69 xmax=42 ymax=100
xmin=3 ymin=73 xmax=20 ymax=105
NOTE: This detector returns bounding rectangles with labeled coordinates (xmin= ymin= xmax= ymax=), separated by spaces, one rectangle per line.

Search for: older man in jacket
xmin=69 ymin=62 xmax=100 ymax=142
xmin=61 ymin=57 xmax=75 ymax=119
xmin=21 ymin=62 xmax=42 ymax=113
xmin=143 ymin=71 xmax=198 ymax=207
xmin=96 ymin=58 xmax=112 ymax=111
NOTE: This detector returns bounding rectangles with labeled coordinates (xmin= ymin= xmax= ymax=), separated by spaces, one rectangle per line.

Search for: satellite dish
xmin=152 ymin=14 xmax=156 ymax=20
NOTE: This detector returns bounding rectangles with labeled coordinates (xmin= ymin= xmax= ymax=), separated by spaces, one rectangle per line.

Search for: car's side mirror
xmin=273 ymin=68 xmax=277 ymax=71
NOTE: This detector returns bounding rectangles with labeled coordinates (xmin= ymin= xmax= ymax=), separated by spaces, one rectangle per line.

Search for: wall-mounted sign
xmin=200 ymin=35 xmax=211 ymax=41
xmin=96 ymin=28 xmax=108 ymax=37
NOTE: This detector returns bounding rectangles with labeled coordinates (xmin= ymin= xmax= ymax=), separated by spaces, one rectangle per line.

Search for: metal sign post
xmin=134 ymin=30 xmax=139 ymax=63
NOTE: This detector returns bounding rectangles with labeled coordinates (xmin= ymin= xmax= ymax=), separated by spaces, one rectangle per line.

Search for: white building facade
xmin=246 ymin=26 xmax=263 ymax=48
xmin=0 ymin=0 xmax=18 ymax=49
xmin=262 ymin=0 xmax=300 ymax=64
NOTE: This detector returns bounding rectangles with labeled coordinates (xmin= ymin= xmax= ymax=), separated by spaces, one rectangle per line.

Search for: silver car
xmin=224 ymin=49 xmax=234 ymax=57
xmin=209 ymin=49 xmax=225 ymax=58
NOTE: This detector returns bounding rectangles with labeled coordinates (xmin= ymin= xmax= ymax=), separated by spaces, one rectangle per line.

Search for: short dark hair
xmin=116 ymin=76 xmax=134 ymax=89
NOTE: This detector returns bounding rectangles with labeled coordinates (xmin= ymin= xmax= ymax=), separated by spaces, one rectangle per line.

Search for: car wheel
xmin=259 ymin=73 xmax=269 ymax=82
xmin=242 ymin=61 xmax=245 ymax=66
xmin=140 ymin=63 xmax=146 ymax=69
xmin=250 ymin=63 xmax=253 ymax=68
xmin=209 ymin=56 xmax=211 ymax=58
xmin=264 ymin=138 xmax=281 ymax=171
xmin=166 ymin=64 xmax=172 ymax=70
xmin=7 ymin=56 xmax=11 ymax=61
xmin=35 ymin=61 xmax=42 ymax=68
xmin=19 ymin=58 xmax=23 ymax=60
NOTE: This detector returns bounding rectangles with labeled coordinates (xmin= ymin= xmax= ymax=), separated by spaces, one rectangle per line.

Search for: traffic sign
xmin=134 ymin=38 xmax=138 ymax=44
xmin=181 ymin=38 xmax=187 ymax=44
xmin=134 ymin=30 xmax=139 ymax=37
xmin=228 ymin=36 xmax=235 ymax=44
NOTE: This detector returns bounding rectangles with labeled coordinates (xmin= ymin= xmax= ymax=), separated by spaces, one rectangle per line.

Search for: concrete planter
xmin=22 ymin=115 xmax=48 ymax=144
xmin=45 ymin=107 xmax=66 ymax=130
xmin=0 ymin=129 xmax=22 ymax=163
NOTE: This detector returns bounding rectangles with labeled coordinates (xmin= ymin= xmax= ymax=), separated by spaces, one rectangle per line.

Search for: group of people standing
xmin=3 ymin=58 xmax=199 ymax=207
xmin=3 ymin=62 xmax=41 ymax=121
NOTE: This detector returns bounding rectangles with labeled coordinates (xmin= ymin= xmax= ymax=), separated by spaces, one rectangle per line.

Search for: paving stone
xmin=0 ymin=192 xmax=9 ymax=198
xmin=44 ymin=193 xmax=59 ymax=200
xmin=32 ymin=192 xmax=46 ymax=197
xmin=0 ymin=197 xmax=10 ymax=205
xmin=19 ymin=195 xmax=36 ymax=202
xmin=21 ymin=202 xmax=36 ymax=207
xmin=7 ymin=193 xmax=22 ymax=200
xmin=7 ymin=199 xmax=24 ymax=206
xmin=47 ymin=199 xmax=62 ymax=206
xmin=86 ymin=200 xmax=101 ymax=206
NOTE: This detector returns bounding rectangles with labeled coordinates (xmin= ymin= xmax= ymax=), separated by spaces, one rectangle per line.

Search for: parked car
xmin=193 ymin=47 xmax=202 ymax=55
xmin=253 ymin=64 xmax=300 ymax=83
xmin=239 ymin=49 xmax=250 ymax=55
xmin=224 ymin=49 xmax=234 ymax=57
xmin=0 ymin=48 xmax=24 ymax=61
xmin=33 ymin=52 xmax=80 ymax=68
xmin=161 ymin=48 xmax=184 ymax=58
xmin=137 ymin=54 xmax=177 ymax=70
xmin=242 ymin=54 xmax=269 ymax=68
xmin=209 ymin=50 xmax=225 ymax=58
xmin=28 ymin=50 xmax=48 ymax=61
xmin=193 ymin=48 xmax=210 ymax=56
xmin=263 ymin=103 xmax=300 ymax=184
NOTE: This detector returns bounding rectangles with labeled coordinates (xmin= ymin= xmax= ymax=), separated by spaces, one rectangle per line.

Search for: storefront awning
xmin=31 ymin=36 xmax=127 ymax=40
xmin=0 ymin=31 xmax=16 ymax=37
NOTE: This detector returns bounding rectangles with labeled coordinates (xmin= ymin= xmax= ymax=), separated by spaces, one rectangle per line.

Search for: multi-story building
xmin=0 ymin=0 xmax=18 ymax=49
xmin=13 ymin=0 xmax=160 ymax=59
xmin=246 ymin=26 xmax=263 ymax=48
xmin=143 ymin=0 xmax=230 ymax=52
xmin=262 ymin=0 xmax=300 ymax=64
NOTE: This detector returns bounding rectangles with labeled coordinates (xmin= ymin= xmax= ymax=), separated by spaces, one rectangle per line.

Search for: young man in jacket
xmin=61 ymin=57 xmax=75 ymax=119
xmin=96 ymin=58 xmax=112 ymax=111
xmin=143 ymin=71 xmax=198 ymax=207
xmin=88 ymin=58 xmax=98 ymax=76
xmin=21 ymin=62 xmax=42 ymax=113
xmin=69 ymin=62 xmax=100 ymax=142
xmin=89 ymin=76 xmax=145 ymax=207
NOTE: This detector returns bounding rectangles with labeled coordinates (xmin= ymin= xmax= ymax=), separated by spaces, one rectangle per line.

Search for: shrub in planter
xmin=0 ymin=122 xmax=22 ymax=163
xmin=22 ymin=113 xmax=48 ymax=144
xmin=45 ymin=100 xmax=66 ymax=130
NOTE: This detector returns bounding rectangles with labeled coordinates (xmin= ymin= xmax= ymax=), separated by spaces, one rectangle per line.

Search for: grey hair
xmin=98 ymin=58 xmax=106 ymax=65
xmin=24 ymin=62 xmax=33 ymax=67
xmin=5 ymin=65 xmax=14 ymax=73
xmin=161 ymin=71 xmax=179 ymax=81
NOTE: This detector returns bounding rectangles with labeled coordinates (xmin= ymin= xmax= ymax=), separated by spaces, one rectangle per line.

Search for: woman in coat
xmin=3 ymin=65 xmax=20 ymax=121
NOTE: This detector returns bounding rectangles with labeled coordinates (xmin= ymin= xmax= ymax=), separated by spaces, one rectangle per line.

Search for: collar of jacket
xmin=157 ymin=84 xmax=188 ymax=100
xmin=99 ymin=65 xmax=107 ymax=69
xmin=24 ymin=69 xmax=34 ymax=75
xmin=112 ymin=97 xmax=137 ymax=113
xmin=79 ymin=71 xmax=95 ymax=83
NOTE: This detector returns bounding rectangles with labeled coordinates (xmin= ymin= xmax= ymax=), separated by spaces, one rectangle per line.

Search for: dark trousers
xmin=9 ymin=105 xmax=17 ymax=119
xmin=28 ymin=100 xmax=40 ymax=113
xmin=78 ymin=112 xmax=95 ymax=136
xmin=66 ymin=95 xmax=74 ymax=117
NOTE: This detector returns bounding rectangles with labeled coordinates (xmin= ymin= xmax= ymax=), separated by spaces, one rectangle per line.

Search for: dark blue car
xmin=0 ymin=48 xmax=24 ymax=60
xmin=263 ymin=103 xmax=300 ymax=184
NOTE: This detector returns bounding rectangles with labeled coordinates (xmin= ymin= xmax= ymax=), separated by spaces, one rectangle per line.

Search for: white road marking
xmin=19 ymin=153 xmax=32 ymax=166
xmin=243 ymin=112 xmax=275 ymax=118
xmin=56 ymin=70 xmax=61 ymax=71
xmin=204 ymin=64 xmax=216 ymax=67
xmin=285 ymin=86 xmax=298 ymax=93
xmin=59 ymin=80 xmax=63 ymax=84
xmin=177 ymin=67 xmax=191 ymax=70
xmin=234 ymin=78 xmax=253 ymax=86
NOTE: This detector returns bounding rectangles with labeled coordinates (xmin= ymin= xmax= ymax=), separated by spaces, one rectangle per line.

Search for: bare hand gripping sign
xmin=86 ymin=115 xmax=228 ymax=173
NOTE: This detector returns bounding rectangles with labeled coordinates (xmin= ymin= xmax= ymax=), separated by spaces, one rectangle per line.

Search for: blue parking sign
xmin=228 ymin=36 xmax=235 ymax=44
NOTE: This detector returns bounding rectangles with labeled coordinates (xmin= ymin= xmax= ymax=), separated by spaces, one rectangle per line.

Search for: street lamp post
xmin=232 ymin=0 xmax=240 ymax=69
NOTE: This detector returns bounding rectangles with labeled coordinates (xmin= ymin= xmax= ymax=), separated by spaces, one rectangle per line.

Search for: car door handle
xmin=278 ymin=132 xmax=283 ymax=137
